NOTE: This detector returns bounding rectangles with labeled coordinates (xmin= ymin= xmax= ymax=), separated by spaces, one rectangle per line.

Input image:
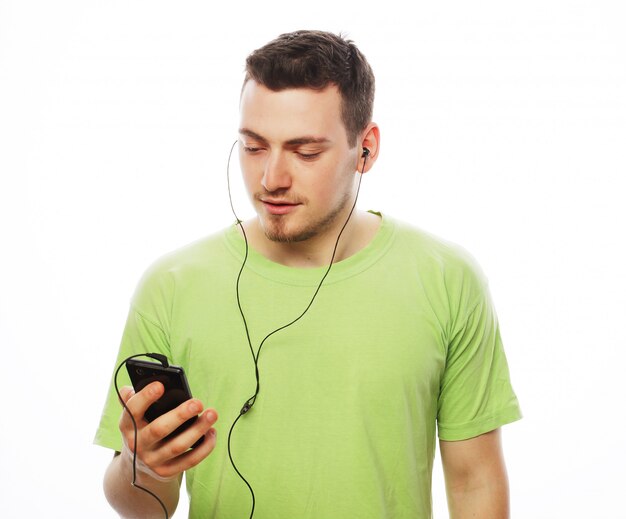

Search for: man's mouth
xmin=260 ymin=198 xmax=300 ymax=215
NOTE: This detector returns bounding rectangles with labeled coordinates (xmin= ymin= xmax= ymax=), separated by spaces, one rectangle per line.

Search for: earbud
xmin=361 ymin=147 xmax=370 ymax=158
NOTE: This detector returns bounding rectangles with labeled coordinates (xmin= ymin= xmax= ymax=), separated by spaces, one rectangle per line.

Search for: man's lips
xmin=260 ymin=198 xmax=301 ymax=215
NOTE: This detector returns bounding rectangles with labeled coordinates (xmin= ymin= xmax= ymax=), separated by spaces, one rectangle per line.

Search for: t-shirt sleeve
xmin=93 ymin=265 xmax=173 ymax=452
xmin=436 ymin=261 xmax=522 ymax=441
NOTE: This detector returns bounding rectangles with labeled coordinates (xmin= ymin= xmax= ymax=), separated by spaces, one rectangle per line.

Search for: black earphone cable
xmin=225 ymin=140 xmax=368 ymax=518
xmin=226 ymin=140 xmax=255 ymax=388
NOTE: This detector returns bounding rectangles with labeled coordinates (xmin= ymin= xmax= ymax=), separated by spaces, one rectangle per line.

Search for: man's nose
xmin=261 ymin=151 xmax=292 ymax=192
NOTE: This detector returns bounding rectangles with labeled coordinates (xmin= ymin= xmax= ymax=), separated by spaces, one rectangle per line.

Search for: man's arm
xmin=439 ymin=428 xmax=510 ymax=519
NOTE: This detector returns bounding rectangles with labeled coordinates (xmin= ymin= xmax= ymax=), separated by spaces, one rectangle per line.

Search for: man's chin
xmin=263 ymin=227 xmax=315 ymax=244
xmin=260 ymin=218 xmax=315 ymax=243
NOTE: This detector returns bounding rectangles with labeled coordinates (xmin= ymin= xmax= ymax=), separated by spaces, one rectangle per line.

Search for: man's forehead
xmin=239 ymin=81 xmax=345 ymax=145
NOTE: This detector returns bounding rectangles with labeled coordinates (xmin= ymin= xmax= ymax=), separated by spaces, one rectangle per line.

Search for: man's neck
xmin=242 ymin=211 xmax=381 ymax=269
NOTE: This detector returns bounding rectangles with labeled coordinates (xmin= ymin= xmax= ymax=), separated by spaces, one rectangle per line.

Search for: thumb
xmin=119 ymin=385 xmax=136 ymax=404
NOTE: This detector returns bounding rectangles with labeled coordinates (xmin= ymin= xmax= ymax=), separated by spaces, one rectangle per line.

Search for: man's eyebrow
xmin=239 ymin=128 xmax=268 ymax=144
xmin=238 ymin=128 xmax=331 ymax=147
xmin=285 ymin=136 xmax=331 ymax=146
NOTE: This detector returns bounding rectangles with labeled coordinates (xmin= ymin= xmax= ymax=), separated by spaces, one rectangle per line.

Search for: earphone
xmin=362 ymin=147 xmax=370 ymax=157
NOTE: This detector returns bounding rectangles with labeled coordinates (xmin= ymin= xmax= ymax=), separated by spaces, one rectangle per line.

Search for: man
xmin=95 ymin=30 xmax=521 ymax=518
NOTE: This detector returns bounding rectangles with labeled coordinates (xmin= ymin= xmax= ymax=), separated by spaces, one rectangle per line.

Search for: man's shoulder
xmin=152 ymin=226 xmax=233 ymax=269
xmin=387 ymin=216 xmax=481 ymax=273
xmin=378 ymin=215 xmax=489 ymax=302
xmin=133 ymin=225 xmax=235 ymax=292
xmin=384 ymin=215 xmax=491 ymax=309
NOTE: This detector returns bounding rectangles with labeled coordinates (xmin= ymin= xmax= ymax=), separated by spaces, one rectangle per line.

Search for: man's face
xmin=238 ymin=80 xmax=359 ymax=243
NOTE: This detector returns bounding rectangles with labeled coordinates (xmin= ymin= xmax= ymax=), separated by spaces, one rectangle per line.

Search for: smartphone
xmin=126 ymin=359 xmax=203 ymax=448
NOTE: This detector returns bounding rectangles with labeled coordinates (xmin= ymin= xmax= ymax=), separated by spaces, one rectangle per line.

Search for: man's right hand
xmin=118 ymin=382 xmax=218 ymax=481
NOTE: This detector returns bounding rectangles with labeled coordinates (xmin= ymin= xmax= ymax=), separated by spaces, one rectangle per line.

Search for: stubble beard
xmin=260 ymin=190 xmax=352 ymax=243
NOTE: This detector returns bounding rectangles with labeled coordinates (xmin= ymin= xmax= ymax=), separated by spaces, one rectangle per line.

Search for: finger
xmin=141 ymin=398 xmax=208 ymax=447
xmin=117 ymin=386 xmax=138 ymax=431
xmin=122 ymin=381 xmax=164 ymax=421
xmin=156 ymin=408 xmax=218 ymax=459
xmin=148 ymin=414 xmax=219 ymax=480
xmin=118 ymin=382 xmax=164 ymax=438
xmin=118 ymin=386 xmax=135 ymax=404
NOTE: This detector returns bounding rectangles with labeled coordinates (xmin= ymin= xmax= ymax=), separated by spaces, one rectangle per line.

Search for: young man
xmin=95 ymin=30 xmax=521 ymax=518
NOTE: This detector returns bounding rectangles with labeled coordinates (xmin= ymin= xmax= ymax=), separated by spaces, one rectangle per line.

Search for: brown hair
xmin=244 ymin=30 xmax=375 ymax=147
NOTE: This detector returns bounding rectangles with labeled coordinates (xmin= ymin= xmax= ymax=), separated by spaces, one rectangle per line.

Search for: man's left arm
xmin=439 ymin=428 xmax=509 ymax=519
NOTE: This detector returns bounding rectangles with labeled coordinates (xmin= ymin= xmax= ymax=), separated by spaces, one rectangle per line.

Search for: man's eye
xmin=243 ymin=146 xmax=263 ymax=153
xmin=297 ymin=152 xmax=321 ymax=161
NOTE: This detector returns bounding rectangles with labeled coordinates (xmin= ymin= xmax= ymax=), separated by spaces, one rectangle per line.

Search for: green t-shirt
xmin=95 ymin=214 xmax=521 ymax=518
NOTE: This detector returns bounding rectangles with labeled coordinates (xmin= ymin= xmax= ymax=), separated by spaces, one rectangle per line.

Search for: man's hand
xmin=118 ymin=382 xmax=218 ymax=480
xmin=103 ymin=383 xmax=218 ymax=518
xmin=439 ymin=428 xmax=510 ymax=519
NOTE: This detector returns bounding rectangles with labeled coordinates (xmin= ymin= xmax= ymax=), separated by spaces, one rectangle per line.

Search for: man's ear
xmin=358 ymin=122 xmax=380 ymax=173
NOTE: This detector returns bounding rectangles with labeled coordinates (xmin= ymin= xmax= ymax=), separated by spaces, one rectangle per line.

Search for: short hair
xmin=243 ymin=30 xmax=375 ymax=147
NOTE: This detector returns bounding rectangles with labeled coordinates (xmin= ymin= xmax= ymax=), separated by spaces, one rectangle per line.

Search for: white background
xmin=1 ymin=1 xmax=624 ymax=517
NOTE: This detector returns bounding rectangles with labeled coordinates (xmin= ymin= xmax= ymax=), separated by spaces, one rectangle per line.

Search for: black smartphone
xmin=126 ymin=359 xmax=203 ymax=448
